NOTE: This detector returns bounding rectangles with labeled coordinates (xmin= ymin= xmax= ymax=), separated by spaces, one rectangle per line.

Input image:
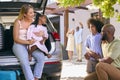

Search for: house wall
xmin=110 ymin=4 xmax=120 ymax=38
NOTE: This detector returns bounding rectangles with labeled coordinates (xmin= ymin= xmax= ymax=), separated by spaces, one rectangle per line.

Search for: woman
xmin=13 ymin=4 xmax=45 ymax=80
xmin=66 ymin=29 xmax=75 ymax=61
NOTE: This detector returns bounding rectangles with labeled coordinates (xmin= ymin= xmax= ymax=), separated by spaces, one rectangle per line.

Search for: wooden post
xmin=64 ymin=9 xmax=69 ymax=47
xmin=98 ymin=9 xmax=103 ymax=21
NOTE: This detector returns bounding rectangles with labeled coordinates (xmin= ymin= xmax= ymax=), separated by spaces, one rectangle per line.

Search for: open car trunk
xmin=0 ymin=0 xmax=48 ymax=68
xmin=0 ymin=0 xmax=48 ymax=16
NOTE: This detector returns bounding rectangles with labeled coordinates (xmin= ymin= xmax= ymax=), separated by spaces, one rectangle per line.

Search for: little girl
xmin=84 ymin=18 xmax=104 ymax=73
xmin=27 ymin=14 xmax=52 ymax=61
xmin=66 ymin=29 xmax=75 ymax=61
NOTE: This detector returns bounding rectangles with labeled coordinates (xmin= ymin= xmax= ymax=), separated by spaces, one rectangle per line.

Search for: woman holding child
xmin=12 ymin=4 xmax=46 ymax=80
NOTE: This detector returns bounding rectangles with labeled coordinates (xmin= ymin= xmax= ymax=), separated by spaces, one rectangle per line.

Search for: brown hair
xmin=87 ymin=18 xmax=104 ymax=33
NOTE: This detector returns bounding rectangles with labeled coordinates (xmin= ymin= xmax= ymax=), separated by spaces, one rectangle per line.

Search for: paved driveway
xmin=60 ymin=54 xmax=87 ymax=80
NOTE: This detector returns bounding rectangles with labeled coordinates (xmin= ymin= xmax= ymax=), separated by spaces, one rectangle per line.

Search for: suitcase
xmin=0 ymin=70 xmax=20 ymax=80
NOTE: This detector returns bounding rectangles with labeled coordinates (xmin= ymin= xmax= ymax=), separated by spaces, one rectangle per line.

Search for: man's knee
xmin=84 ymin=76 xmax=90 ymax=80
xmin=96 ymin=62 xmax=104 ymax=70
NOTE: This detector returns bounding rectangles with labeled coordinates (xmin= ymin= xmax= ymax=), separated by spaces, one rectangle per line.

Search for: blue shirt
xmin=74 ymin=28 xmax=83 ymax=44
xmin=85 ymin=33 xmax=103 ymax=60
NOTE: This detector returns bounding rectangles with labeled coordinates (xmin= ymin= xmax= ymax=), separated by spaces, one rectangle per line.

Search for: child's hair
xmin=87 ymin=18 xmax=104 ymax=33
xmin=32 ymin=13 xmax=46 ymax=27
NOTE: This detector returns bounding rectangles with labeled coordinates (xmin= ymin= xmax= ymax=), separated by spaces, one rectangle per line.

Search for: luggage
xmin=0 ymin=70 xmax=20 ymax=80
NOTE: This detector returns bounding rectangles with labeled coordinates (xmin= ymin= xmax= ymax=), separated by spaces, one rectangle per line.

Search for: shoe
xmin=47 ymin=54 xmax=52 ymax=58
xmin=28 ymin=54 xmax=32 ymax=61
xmin=76 ymin=59 xmax=82 ymax=62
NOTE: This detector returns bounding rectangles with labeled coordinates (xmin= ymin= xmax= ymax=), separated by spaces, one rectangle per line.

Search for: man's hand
xmin=99 ymin=57 xmax=114 ymax=64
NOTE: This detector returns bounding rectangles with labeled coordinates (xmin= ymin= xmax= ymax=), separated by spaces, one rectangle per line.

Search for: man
xmin=84 ymin=24 xmax=120 ymax=80
xmin=74 ymin=22 xmax=83 ymax=62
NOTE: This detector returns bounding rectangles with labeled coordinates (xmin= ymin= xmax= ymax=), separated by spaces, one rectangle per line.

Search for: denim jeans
xmin=13 ymin=43 xmax=45 ymax=80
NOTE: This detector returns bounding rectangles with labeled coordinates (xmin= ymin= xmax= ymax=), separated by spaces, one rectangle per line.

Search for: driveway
xmin=60 ymin=54 xmax=87 ymax=80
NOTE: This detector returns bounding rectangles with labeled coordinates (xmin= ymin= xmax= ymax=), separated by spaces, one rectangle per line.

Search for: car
xmin=0 ymin=0 xmax=62 ymax=80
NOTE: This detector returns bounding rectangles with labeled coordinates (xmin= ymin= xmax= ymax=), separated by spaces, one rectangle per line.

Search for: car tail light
xmin=51 ymin=32 xmax=60 ymax=41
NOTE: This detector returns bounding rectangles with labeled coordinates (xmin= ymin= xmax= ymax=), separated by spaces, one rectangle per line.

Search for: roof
xmin=0 ymin=0 xmax=47 ymax=16
xmin=45 ymin=0 xmax=92 ymax=15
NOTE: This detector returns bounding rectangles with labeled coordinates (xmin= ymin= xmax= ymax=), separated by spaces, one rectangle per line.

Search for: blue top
xmin=74 ymin=28 xmax=83 ymax=44
xmin=85 ymin=33 xmax=103 ymax=61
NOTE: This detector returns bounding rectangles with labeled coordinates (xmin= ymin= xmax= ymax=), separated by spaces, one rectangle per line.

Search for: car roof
xmin=0 ymin=0 xmax=48 ymax=16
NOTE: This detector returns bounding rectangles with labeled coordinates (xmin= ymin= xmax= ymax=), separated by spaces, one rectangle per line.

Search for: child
xmin=66 ymin=29 xmax=75 ymax=61
xmin=27 ymin=14 xmax=52 ymax=61
xmin=84 ymin=18 xmax=104 ymax=73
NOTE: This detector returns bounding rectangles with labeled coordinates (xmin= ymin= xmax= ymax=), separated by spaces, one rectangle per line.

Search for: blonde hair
xmin=17 ymin=4 xmax=33 ymax=20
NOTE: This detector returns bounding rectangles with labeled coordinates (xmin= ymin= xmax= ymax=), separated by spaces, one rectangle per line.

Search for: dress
xmin=66 ymin=34 xmax=74 ymax=51
xmin=27 ymin=24 xmax=48 ymax=54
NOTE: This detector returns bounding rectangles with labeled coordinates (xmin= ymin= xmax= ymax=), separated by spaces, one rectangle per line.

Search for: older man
xmin=84 ymin=24 xmax=120 ymax=80
xmin=74 ymin=22 xmax=83 ymax=62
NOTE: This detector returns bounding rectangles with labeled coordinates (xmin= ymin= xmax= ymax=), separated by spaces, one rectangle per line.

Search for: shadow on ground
xmin=62 ymin=45 xmax=68 ymax=60
xmin=61 ymin=77 xmax=84 ymax=80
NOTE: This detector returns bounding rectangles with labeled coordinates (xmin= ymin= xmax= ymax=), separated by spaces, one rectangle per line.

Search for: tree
xmin=58 ymin=0 xmax=120 ymax=21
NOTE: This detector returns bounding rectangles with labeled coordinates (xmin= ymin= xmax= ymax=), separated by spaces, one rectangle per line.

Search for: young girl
xmin=27 ymin=14 xmax=52 ymax=61
xmin=66 ymin=29 xmax=75 ymax=61
xmin=84 ymin=18 xmax=104 ymax=73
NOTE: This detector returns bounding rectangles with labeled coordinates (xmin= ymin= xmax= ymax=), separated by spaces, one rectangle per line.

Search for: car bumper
xmin=43 ymin=61 xmax=62 ymax=77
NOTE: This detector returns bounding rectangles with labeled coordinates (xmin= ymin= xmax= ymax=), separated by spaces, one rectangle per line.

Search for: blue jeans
xmin=13 ymin=43 xmax=45 ymax=80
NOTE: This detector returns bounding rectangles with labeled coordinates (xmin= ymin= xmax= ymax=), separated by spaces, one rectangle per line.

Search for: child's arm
xmin=84 ymin=47 xmax=91 ymax=60
xmin=66 ymin=29 xmax=71 ymax=37
xmin=86 ymin=47 xmax=101 ymax=60
xmin=86 ymin=47 xmax=93 ymax=53
xmin=40 ymin=27 xmax=48 ymax=44
xmin=40 ymin=37 xmax=47 ymax=44
xmin=85 ymin=47 xmax=96 ymax=60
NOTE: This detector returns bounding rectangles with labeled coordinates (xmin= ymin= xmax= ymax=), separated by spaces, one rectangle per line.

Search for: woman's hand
xmin=28 ymin=39 xmax=35 ymax=45
xmin=34 ymin=31 xmax=45 ymax=37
